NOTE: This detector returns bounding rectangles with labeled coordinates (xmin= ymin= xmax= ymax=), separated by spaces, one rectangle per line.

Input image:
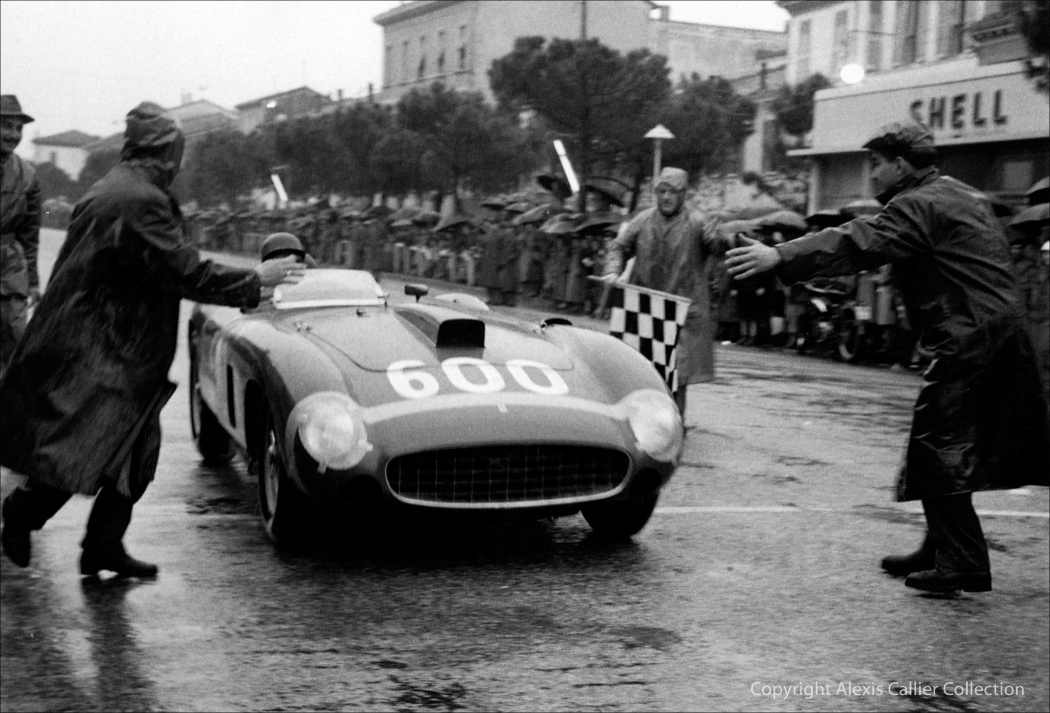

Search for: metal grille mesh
xmin=387 ymin=445 xmax=630 ymax=504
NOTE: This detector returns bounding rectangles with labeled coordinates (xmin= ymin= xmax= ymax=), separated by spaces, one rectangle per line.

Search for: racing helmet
xmin=260 ymin=232 xmax=306 ymax=261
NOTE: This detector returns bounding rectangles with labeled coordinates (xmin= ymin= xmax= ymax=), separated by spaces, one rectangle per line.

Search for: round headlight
xmin=295 ymin=395 xmax=372 ymax=470
xmin=621 ymin=389 xmax=683 ymax=462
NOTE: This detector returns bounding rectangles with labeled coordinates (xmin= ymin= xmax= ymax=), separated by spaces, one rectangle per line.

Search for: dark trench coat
xmin=776 ymin=167 xmax=1050 ymax=501
xmin=0 ymin=160 xmax=262 ymax=496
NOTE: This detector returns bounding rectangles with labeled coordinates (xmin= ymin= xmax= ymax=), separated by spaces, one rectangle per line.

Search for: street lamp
xmin=644 ymin=124 xmax=674 ymax=181
xmin=840 ymin=63 xmax=866 ymax=85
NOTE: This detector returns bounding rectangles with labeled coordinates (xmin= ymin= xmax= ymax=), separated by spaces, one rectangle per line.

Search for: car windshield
xmin=272 ymin=269 xmax=386 ymax=309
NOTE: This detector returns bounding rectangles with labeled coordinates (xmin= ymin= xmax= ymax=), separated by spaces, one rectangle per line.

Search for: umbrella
xmin=1026 ymin=177 xmax=1049 ymax=205
xmin=390 ymin=205 xmax=421 ymax=222
xmin=584 ymin=178 xmax=628 ymax=208
xmin=480 ymin=195 xmax=508 ymax=210
xmin=805 ymin=209 xmax=851 ymax=229
xmin=536 ymin=174 xmax=572 ymax=199
xmin=840 ymin=198 xmax=882 ymax=217
xmin=755 ymin=209 xmax=808 ymax=232
xmin=1009 ymin=203 xmax=1050 ymax=231
xmin=504 ymin=201 xmax=532 ymax=214
xmin=432 ymin=214 xmax=475 ymax=232
xmin=366 ymin=205 xmax=394 ymax=218
xmin=539 ymin=213 xmax=581 ymax=235
xmin=514 ymin=204 xmax=565 ymax=226
xmin=575 ymin=211 xmax=624 ymax=234
xmin=411 ymin=210 xmax=441 ymax=227
xmin=390 ymin=219 xmax=415 ymax=229
xmin=720 ymin=204 xmax=785 ymax=220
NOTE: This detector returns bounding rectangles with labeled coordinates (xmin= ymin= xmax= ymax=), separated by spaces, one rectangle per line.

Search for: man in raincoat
xmin=0 ymin=102 xmax=305 ymax=576
xmin=0 ymin=95 xmax=41 ymax=377
xmin=725 ymin=121 xmax=1049 ymax=594
xmin=602 ymin=166 xmax=729 ymax=416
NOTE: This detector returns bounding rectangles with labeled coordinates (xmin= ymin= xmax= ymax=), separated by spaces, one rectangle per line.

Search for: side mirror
xmin=405 ymin=284 xmax=429 ymax=302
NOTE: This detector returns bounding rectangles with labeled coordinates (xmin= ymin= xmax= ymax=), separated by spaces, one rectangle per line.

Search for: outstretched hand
xmin=254 ymin=256 xmax=307 ymax=288
xmin=724 ymin=236 xmax=781 ymax=280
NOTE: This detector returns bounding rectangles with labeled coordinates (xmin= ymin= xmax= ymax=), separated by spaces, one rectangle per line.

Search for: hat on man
xmin=124 ymin=101 xmax=182 ymax=150
xmin=0 ymin=95 xmax=35 ymax=124
xmin=862 ymin=121 xmax=936 ymax=156
xmin=655 ymin=167 xmax=689 ymax=192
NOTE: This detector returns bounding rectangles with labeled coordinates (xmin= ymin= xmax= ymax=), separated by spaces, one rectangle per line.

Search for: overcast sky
xmin=1 ymin=0 xmax=789 ymax=158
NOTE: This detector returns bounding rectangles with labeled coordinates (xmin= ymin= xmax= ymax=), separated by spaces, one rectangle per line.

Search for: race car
xmin=187 ymin=269 xmax=683 ymax=545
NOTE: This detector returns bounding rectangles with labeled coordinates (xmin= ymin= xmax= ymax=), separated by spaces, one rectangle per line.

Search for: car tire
xmin=189 ymin=354 xmax=234 ymax=464
xmin=582 ymin=491 xmax=659 ymax=540
xmin=256 ymin=408 xmax=311 ymax=546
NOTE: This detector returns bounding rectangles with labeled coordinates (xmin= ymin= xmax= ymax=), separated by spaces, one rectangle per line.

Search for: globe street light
xmin=840 ymin=63 xmax=866 ymax=85
xmin=644 ymin=124 xmax=675 ymax=181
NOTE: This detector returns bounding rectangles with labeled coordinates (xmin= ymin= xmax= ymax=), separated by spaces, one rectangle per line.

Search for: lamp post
xmin=644 ymin=124 xmax=674 ymax=181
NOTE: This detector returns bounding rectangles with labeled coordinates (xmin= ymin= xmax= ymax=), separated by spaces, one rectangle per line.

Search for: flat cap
xmin=862 ymin=121 xmax=935 ymax=153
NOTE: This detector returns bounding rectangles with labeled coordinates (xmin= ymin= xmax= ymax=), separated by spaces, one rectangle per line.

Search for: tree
xmin=181 ymin=130 xmax=270 ymax=207
xmin=32 ymin=161 xmax=79 ymax=202
xmin=397 ymin=83 xmax=542 ymax=205
xmin=76 ymin=148 xmax=121 ymax=197
xmin=770 ymin=74 xmax=832 ymax=139
xmin=1019 ymin=0 xmax=1049 ymax=94
xmin=658 ymin=75 xmax=757 ymax=179
xmin=490 ymin=37 xmax=671 ymax=210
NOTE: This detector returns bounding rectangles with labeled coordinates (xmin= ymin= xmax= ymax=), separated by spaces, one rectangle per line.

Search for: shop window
xmin=867 ymin=0 xmax=884 ymax=72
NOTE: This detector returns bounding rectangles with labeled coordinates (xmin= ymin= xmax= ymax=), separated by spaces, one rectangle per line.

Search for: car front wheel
xmin=256 ymin=409 xmax=311 ymax=546
xmin=582 ymin=491 xmax=659 ymax=540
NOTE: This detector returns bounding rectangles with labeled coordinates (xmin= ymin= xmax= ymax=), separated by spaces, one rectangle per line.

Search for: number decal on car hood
xmin=387 ymin=358 xmax=568 ymax=400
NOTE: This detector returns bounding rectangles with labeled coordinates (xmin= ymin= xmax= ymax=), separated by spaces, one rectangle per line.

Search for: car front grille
xmin=386 ymin=444 xmax=630 ymax=504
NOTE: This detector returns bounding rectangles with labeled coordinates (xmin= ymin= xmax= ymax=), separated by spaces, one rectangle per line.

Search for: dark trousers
xmin=920 ymin=492 xmax=990 ymax=574
xmin=6 ymin=482 xmax=142 ymax=554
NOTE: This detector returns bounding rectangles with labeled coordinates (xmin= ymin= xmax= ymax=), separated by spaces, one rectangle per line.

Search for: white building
xmin=31 ymin=130 xmax=99 ymax=180
xmin=778 ymin=0 xmax=1049 ymax=211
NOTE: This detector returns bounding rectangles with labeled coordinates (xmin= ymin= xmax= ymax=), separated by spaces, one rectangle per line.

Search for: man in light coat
xmin=602 ymin=167 xmax=729 ymax=416
xmin=726 ymin=121 xmax=1049 ymax=594
xmin=0 ymin=102 xmax=305 ymax=576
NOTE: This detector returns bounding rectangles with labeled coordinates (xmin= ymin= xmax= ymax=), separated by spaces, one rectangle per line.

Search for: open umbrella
xmin=539 ymin=213 xmax=581 ymax=235
xmin=756 ymin=209 xmax=808 ymax=232
xmin=514 ymin=204 xmax=565 ymax=226
xmin=411 ymin=210 xmax=441 ymax=227
xmin=1026 ymin=177 xmax=1049 ymax=205
xmin=840 ymin=198 xmax=882 ymax=217
xmin=575 ymin=211 xmax=624 ymax=234
xmin=480 ymin=195 xmax=509 ymax=210
xmin=390 ymin=218 xmax=415 ymax=229
xmin=504 ymin=201 xmax=532 ymax=214
xmin=432 ymin=214 xmax=475 ymax=233
xmin=390 ymin=205 xmax=421 ymax=222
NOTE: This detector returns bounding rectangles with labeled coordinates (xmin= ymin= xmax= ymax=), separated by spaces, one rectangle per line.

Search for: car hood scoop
xmin=299 ymin=304 xmax=575 ymax=371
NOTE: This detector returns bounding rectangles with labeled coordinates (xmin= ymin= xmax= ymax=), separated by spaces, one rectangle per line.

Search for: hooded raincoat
xmin=775 ymin=167 xmax=1049 ymax=501
xmin=605 ymin=200 xmax=724 ymax=384
xmin=0 ymin=104 xmax=262 ymax=497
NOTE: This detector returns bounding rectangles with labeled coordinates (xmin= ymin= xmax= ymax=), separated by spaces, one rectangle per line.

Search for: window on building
xmin=983 ymin=0 xmax=1021 ymax=17
xmin=833 ymin=10 xmax=850 ymax=77
xmin=437 ymin=30 xmax=446 ymax=74
xmin=458 ymin=25 xmax=468 ymax=70
xmin=936 ymin=1 xmax=965 ymax=58
xmin=797 ymin=19 xmax=811 ymax=79
xmin=385 ymin=44 xmax=392 ymax=86
xmin=50 ymin=151 xmax=57 ymax=164
xmin=895 ymin=0 xmax=930 ymax=66
xmin=867 ymin=0 xmax=883 ymax=72
xmin=418 ymin=35 xmax=427 ymax=79
xmin=401 ymin=40 xmax=409 ymax=84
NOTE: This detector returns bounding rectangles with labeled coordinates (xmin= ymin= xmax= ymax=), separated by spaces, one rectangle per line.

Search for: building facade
xmin=236 ymin=87 xmax=333 ymax=134
xmin=778 ymin=0 xmax=1048 ymax=211
xmin=373 ymin=1 xmax=787 ymax=105
xmin=31 ymin=130 xmax=99 ymax=181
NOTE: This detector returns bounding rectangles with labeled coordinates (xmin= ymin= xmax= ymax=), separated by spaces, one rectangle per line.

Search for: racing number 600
xmin=387 ymin=358 xmax=568 ymax=399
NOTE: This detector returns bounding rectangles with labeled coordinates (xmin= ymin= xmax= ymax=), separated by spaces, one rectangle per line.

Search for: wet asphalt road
xmin=1 ymin=230 xmax=1047 ymax=712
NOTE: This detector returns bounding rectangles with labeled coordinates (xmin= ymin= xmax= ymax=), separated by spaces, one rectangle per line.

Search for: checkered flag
xmin=606 ymin=282 xmax=691 ymax=394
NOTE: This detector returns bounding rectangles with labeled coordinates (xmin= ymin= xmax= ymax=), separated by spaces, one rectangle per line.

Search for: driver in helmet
xmin=260 ymin=232 xmax=318 ymax=268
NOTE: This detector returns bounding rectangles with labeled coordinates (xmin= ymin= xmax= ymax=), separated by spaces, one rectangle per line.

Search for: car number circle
xmin=387 ymin=360 xmax=441 ymax=399
xmin=442 ymin=357 xmax=505 ymax=394
xmin=506 ymin=359 xmax=569 ymax=395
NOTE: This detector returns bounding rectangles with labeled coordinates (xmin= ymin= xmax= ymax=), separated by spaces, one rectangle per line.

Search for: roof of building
xmin=33 ymin=129 xmax=100 ymax=148
xmin=374 ymin=0 xmax=659 ymax=26
xmin=235 ymin=86 xmax=331 ymax=110
xmin=83 ymin=99 xmax=239 ymax=153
